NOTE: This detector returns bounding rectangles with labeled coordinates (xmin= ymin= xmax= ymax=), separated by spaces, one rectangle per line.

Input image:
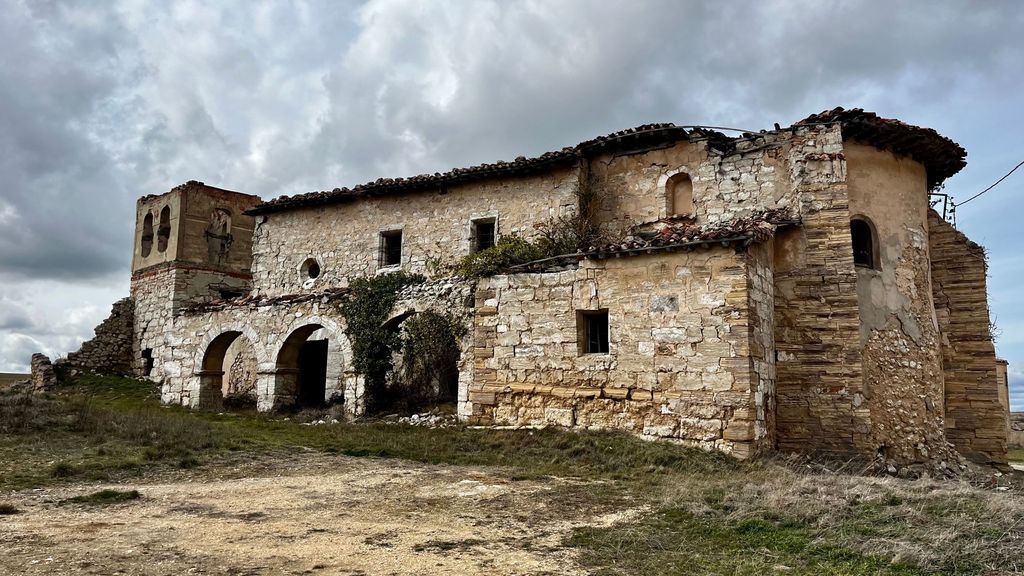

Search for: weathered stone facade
xmin=468 ymin=249 xmax=774 ymax=457
xmin=104 ymin=108 xmax=1008 ymax=465
xmin=928 ymin=211 xmax=1007 ymax=463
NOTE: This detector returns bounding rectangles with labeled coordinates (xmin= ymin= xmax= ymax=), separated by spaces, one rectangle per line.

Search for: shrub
xmin=60 ymin=489 xmax=140 ymax=506
xmin=453 ymin=234 xmax=547 ymax=278
xmin=50 ymin=461 xmax=78 ymax=478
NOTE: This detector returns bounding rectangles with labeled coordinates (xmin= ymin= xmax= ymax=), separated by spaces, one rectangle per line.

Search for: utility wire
xmin=957 ymin=159 xmax=1024 ymax=207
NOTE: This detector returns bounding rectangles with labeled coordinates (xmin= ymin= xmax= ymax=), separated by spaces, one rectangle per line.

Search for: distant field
xmin=0 ymin=373 xmax=28 ymax=387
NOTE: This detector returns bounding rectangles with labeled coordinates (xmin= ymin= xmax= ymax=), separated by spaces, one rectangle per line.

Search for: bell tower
xmin=130 ymin=181 xmax=262 ymax=379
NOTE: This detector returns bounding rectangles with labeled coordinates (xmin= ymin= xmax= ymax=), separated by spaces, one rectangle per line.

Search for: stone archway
xmin=193 ymin=323 xmax=269 ymax=411
xmin=269 ymin=316 xmax=351 ymax=412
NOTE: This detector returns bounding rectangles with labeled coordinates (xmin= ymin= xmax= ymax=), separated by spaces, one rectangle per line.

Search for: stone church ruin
xmin=59 ymin=107 xmax=1010 ymax=466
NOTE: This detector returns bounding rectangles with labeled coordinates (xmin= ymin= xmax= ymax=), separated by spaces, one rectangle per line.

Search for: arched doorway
xmin=198 ymin=331 xmax=258 ymax=411
xmin=275 ymin=324 xmax=330 ymax=410
xmin=378 ymin=310 xmax=461 ymax=414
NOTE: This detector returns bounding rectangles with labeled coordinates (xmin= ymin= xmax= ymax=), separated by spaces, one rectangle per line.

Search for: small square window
xmin=472 ymin=218 xmax=496 ymax=252
xmin=577 ymin=309 xmax=610 ymax=355
xmin=380 ymin=229 xmax=402 ymax=268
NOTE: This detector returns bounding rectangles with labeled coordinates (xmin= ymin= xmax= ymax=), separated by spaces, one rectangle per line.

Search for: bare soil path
xmin=1 ymin=454 xmax=620 ymax=575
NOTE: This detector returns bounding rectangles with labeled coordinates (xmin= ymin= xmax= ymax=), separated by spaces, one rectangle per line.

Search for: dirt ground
xmin=0 ymin=454 xmax=635 ymax=575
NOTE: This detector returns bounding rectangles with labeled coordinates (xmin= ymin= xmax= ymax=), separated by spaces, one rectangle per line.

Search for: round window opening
xmin=301 ymin=258 xmax=321 ymax=279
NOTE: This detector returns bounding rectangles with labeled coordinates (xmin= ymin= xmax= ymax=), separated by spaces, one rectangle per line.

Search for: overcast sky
xmin=0 ymin=0 xmax=1021 ymax=408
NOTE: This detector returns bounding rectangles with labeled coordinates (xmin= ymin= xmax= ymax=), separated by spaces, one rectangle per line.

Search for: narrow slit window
xmin=472 ymin=218 xmax=496 ymax=252
xmin=380 ymin=229 xmax=403 ymax=268
xmin=850 ymin=218 xmax=877 ymax=269
xmin=577 ymin=310 xmax=610 ymax=355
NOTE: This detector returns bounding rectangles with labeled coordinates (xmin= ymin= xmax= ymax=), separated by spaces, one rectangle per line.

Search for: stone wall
xmin=132 ymin=267 xmax=178 ymax=381
xmin=770 ymin=138 xmax=869 ymax=456
xmin=746 ymin=242 xmax=777 ymax=449
xmin=250 ymin=168 xmax=580 ymax=297
xmin=30 ymin=353 xmax=55 ymax=392
xmin=586 ymin=126 xmax=842 ymax=232
xmin=223 ymin=336 xmax=258 ymax=400
xmin=847 ymin=143 xmax=949 ymax=463
xmin=467 ymin=248 xmax=771 ymax=457
xmin=62 ymin=297 xmax=134 ymax=374
xmin=150 ymin=277 xmax=475 ymax=415
xmin=928 ymin=210 xmax=1006 ymax=464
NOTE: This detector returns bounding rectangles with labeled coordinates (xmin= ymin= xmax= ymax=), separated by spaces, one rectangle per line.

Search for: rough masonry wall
xmin=846 ymin=143 xmax=949 ymax=463
xmin=746 ymin=243 xmax=777 ymax=448
xmin=768 ymin=131 xmax=870 ymax=456
xmin=468 ymin=249 xmax=768 ymax=457
xmin=131 ymin=268 xmax=178 ymax=381
xmin=223 ymin=336 xmax=258 ymax=400
xmin=587 ymin=127 xmax=837 ymax=235
xmin=62 ymin=297 xmax=134 ymax=374
xmin=928 ymin=210 xmax=1007 ymax=464
xmin=250 ymin=168 xmax=580 ymax=297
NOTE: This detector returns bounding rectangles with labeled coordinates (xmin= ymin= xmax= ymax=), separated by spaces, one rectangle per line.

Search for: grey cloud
xmin=1 ymin=0 xmax=1023 ymax=386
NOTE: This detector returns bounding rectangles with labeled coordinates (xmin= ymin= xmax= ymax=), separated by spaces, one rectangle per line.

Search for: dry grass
xmin=570 ymin=460 xmax=1024 ymax=575
xmin=2 ymin=375 xmax=1022 ymax=575
xmin=0 ymin=373 xmax=28 ymax=387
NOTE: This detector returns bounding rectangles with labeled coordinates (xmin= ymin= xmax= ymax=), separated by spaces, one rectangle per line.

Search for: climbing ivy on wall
xmin=393 ymin=310 xmax=467 ymax=413
xmin=339 ymin=271 xmax=424 ymax=413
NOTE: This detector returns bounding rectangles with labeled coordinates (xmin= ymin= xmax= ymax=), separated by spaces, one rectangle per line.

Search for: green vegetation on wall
xmin=338 ymin=271 xmax=424 ymax=413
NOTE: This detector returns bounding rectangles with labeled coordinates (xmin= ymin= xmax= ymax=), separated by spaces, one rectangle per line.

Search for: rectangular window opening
xmin=472 ymin=218 xmax=496 ymax=252
xmin=379 ymin=229 xmax=403 ymax=268
xmin=577 ymin=309 xmax=610 ymax=355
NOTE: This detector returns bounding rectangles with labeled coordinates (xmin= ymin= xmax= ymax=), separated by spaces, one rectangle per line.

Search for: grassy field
xmin=1 ymin=374 xmax=1022 ymax=575
xmin=0 ymin=373 xmax=28 ymax=387
xmin=1010 ymin=447 xmax=1024 ymax=463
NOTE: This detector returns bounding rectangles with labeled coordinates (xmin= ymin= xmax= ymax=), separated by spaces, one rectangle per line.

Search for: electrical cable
xmin=957 ymin=159 xmax=1024 ymax=207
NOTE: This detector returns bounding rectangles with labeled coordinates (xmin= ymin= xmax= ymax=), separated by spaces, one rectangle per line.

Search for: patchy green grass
xmin=570 ymin=507 xmax=923 ymax=575
xmin=0 ymin=374 xmax=732 ymax=491
xmin=2 ymin=374 xmax=1022 ymax=575
xmin=1009 ymin=447 xmax=1024 ymax=463
xmin=59 ymin=489 xmax=140 ymax=506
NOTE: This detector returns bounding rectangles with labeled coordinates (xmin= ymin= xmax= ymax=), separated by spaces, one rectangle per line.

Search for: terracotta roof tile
xmin=246 ymin=123 xmax=719 ymax=215
xmin=246 ymin=108 xmax=966 ymax=215
xmin=796 ymin=107 xmax=966 ymax=189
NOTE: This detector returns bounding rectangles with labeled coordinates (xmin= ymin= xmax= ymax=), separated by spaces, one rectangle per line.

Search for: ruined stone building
xmin=69 ymin=107 xmax=1009 ymax=466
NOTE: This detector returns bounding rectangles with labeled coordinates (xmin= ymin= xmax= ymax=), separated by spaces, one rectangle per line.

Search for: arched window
xmin=157 ymin=205 xmax=171 ymax=253
xmin=140 ymin=212 xmax=154 ymax=257
xmin=666 ymin=172 xmax=693 ymax=217
xmin=850 ymin=217 xmax=878 ymax=269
